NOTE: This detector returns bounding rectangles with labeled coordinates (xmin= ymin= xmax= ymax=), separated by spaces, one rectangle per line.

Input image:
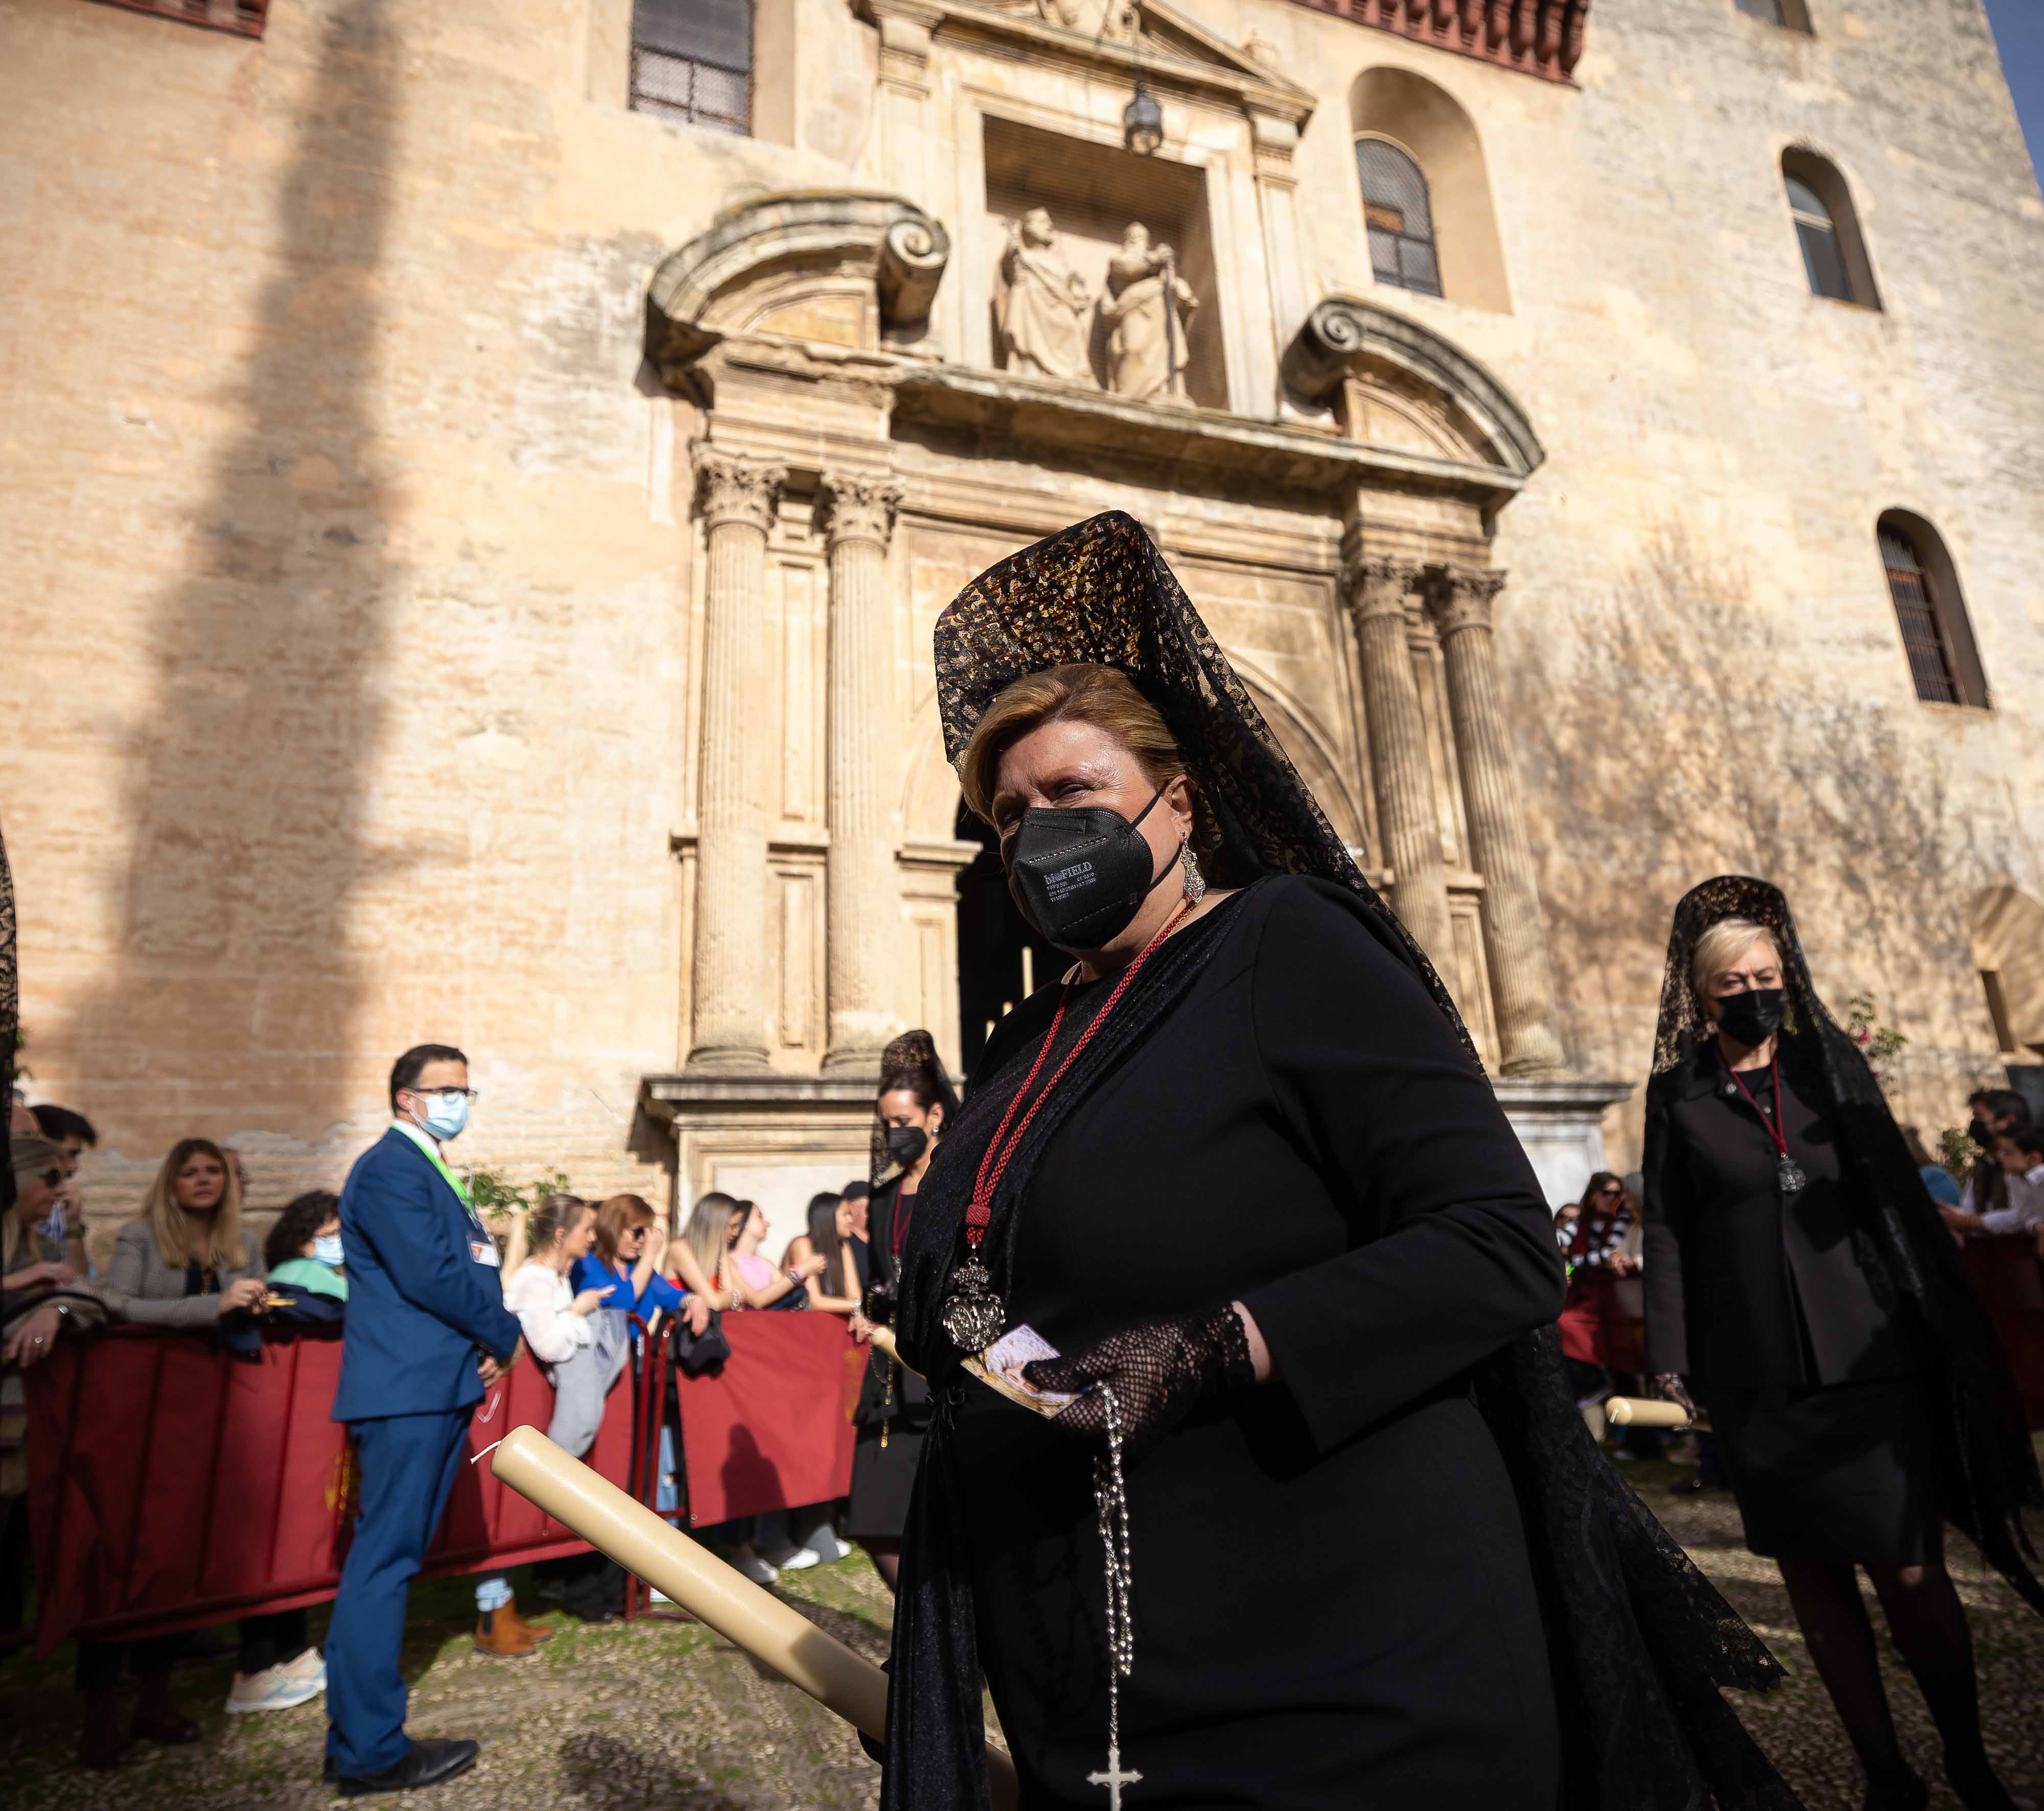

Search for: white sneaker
xmin=283 ymin=1647 xmax=326 ymax=1684
xmin=729 ymin=1547 xmax=779 ymax=1586
xmin=771 ymin=1546 xmax=822 ymax=1572
xmin=225 ymin=1662 xmax=324 ymax=1714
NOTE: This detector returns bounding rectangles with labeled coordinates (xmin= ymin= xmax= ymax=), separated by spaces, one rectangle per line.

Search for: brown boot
xmin=496 ymin=1597 xmax=557 ymax=1645
xmin=471 ymin=1608 xmax=535 ymax=1659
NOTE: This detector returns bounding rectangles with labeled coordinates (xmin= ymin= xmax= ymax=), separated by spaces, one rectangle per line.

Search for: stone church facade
xmin=4 ymin=0 xmax=2041 ymax=1246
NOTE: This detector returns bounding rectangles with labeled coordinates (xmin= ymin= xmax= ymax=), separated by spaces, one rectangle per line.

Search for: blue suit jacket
xmin=332 ymin=1128 xmax=524 ymax=1424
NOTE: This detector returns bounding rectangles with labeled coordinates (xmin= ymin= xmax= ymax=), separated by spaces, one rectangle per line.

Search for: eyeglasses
xmin=408 ymin=1087 xmax=479 ymax=1104
xmin=1595 ymin=1185 xmax=1623 ymax=1197
xmin=39 ymin=1169 xmax=64 ymax=1189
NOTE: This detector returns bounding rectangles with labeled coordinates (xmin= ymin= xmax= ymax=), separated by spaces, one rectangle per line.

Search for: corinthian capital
xmin=816 ymin=471 xmax=904 ymax=551
xmin=1422 ymin=565 xmax=1508 ymax=638
xmin=1341 ymin=554 xmax=1424 ymax=622
xmin=694 ymin=447 xmax=786 ymax=533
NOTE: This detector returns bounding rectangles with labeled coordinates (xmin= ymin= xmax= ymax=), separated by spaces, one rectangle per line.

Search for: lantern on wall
xmin=1123 ymin=81 xmax=1164 ymax=155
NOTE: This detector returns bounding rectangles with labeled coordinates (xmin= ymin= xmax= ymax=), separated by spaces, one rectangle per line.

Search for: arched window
xmin=630 ymin=0 xmax=753 ymax=136
xmin=1878 ymin=515 xmax=1989 ymax=708
xmin=1356 ymin=139 xmax=1442 ymax=298
xmin=1349 ymin=68 xmax=1509 ymax=313
xmin=1781 ymin=151 xmax=1879 ymax=308
xmin=1734 ymin=0 xmax=1813 ymax=30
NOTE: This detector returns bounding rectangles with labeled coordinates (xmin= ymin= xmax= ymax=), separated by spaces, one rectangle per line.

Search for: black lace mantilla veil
xmin=881 ymin=513 xmax=1797 ymax=1811
xmin=1649 ymin=875 xmax=2044 ymax=1611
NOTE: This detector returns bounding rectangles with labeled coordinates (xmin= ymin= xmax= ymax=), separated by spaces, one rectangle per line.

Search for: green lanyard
xmin=401 ymin=1125 xmax=479 ymax=1224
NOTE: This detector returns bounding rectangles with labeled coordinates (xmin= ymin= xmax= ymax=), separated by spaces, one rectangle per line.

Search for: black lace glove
xmin=1653 ymin=1372 xmax=1698 ymax=1420
xmin=1020 ymin=1303 xmax=1256 ymax=1463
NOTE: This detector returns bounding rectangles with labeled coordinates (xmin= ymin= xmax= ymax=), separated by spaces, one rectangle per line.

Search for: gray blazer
xmin=104 ymin=1221 xmax=264 ymax=1329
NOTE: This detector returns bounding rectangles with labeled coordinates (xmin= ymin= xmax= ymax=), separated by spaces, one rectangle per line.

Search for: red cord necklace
xmin=939 ymin=899 xmax=1193 ymax=1350
xmin=1723 ymin=1049 xmax=1807 ymax=1196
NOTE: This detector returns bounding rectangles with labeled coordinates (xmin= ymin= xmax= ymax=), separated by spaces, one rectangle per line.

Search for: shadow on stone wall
xmin=1501 ymin=526 xmax=2021 ymax=1122
xmin=78 ymin=0 xmax=402 ymax=1191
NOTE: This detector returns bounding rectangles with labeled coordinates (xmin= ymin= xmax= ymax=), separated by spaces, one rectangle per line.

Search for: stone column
xmin=688 ymin=448 xmax=786 ymax=1072
xmin=1424 ymin=566 xmax=1566 ymax=1076
xmin=1345 ymin=554 xmax=1456 ymax=967
xmin=818 ymin=470 xmax=904 ymax=1074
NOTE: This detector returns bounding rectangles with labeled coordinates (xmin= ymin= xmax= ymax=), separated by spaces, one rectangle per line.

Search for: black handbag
xmin=669 ymin=1307 xmax=731 ymax=1377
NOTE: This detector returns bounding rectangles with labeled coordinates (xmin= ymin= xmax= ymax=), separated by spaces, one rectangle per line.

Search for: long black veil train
xmin=1646 ymin=875 xmax=2043 ymax=1611
xmin=881 ymin=514 xmax=1800 ymax=1811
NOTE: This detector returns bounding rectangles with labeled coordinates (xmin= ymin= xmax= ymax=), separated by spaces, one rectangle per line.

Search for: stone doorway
xmin=951 ymin=800 xmax=1059 ymax=1082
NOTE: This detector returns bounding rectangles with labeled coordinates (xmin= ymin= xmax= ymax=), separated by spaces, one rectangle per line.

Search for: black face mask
xmin=1004 ymin=785 xmax=1174 ymax=953
xmin=1714 ymin=987 xmax=1786 ymax=1047
xmin=885 ymin=1125 xmax=928 ymax=1168
xmin=1967 ymin=1116 xmax=1995 ymax=1148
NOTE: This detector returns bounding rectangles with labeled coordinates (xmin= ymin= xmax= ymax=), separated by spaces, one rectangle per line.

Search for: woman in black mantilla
xmin=846 ymin=1031 xmax=956 ymax=1592
xmin=1643 ymin=878 xmax=2043 ymax=1811
xmin=882 ymin=513 xmax=1800 ymax=1811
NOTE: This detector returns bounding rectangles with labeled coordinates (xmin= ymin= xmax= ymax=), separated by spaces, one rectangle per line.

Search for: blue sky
xmin=1983 ymin=0 xmax=2044 ymax=190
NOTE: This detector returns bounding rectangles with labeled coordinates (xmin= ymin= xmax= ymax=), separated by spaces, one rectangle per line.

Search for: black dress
xmin=949 ymin=878 xmax=1566 ymax=1810
xmin=1642 ymin=1041 xmax=1938 ymax=1565
xmin=846 ymin=1177 xmax=930 ymax=1542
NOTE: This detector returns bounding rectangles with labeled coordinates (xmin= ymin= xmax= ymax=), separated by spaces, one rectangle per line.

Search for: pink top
xmin=731 ymin=1251 xmax=776 ymax=1292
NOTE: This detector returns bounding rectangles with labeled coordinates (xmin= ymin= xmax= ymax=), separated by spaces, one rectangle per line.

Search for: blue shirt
xmin=570 ymin=1252 xmax=685 ymax=1319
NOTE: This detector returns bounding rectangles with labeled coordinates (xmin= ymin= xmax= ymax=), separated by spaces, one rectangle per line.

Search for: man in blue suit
xmin=323 ymin=1043 xmax=523 ymax=1797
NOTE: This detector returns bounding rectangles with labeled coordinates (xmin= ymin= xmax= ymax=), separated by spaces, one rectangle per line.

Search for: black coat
xmin=945 ymin=879 xmax=1570 ymax=1807
xmin=1642 ymin=1040 xmax=1915 ymax=1390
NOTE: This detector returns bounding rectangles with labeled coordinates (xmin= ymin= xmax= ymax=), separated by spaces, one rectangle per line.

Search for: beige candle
xmin=1604 ymin=1395 xmax=1692 ymax=1429
xmin=488 ymin=1424 xmax=1019 ymax=1809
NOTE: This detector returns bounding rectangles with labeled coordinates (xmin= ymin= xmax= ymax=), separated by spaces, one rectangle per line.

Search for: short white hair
xmin=1692 ymin=917 xmax=1777 ymax=1004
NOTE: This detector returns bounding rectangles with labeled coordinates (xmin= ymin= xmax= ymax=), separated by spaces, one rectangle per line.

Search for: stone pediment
xmin=1281 ymin=296 xmax=1544 ymax=480
xmin=646 ymin=191 xmax=949 ymax=388
xmin=862 ymin=0 xmax=1316 ymax=126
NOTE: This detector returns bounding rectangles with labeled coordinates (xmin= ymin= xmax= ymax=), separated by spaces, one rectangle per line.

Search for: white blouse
xmin=503 ymin=1260 xmax=594 ymax=1364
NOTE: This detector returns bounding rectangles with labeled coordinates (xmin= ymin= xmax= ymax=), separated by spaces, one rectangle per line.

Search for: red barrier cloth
xmin=673 ymin=1315 xmax=865 ymax=1526
xmin=1964 ymin=1234 xmax=2044 ymax=1430
xmin=1557 ymin=1269 xmax=1645 ymax=1373
xmin=24 ymin=1327 xmax=634 ymax=1657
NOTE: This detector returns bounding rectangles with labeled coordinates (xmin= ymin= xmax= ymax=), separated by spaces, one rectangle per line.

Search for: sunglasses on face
xmin=40 ymin=1169 xmax=64 ymax=1189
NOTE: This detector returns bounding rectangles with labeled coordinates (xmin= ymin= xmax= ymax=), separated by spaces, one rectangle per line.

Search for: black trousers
xmin=74 ymin=1610 xmax=307 ymax=1693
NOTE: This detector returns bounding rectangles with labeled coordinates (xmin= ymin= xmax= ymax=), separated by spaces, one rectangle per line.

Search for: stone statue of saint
xmin=995 ymin=208 xmax=1093 ymax=384
xmin=1099 ymin=222 xmax=1199 ymax=402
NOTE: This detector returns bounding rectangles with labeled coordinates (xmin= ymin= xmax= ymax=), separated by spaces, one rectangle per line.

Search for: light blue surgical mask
xmin=39 ymin=1199 xmax=69 ymax=1243
xmin=411 ymin=1091 xmax=471 ymax=1141
xmin=313 ymin=1233 xmax=345 ymax=1268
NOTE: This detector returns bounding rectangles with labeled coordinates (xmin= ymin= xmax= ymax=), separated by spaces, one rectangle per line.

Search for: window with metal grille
xmin=1785 ymin=174 xmax=1852 ymax=301
xmin=88 ymin=0 xmax=267 ymax=35
xmin=1879 ymin=525 xmax=1959 ymax=704
xmin=630 ymin=0 xmax=753 ymax=137
xmin=1355 ymin=139 xmax=1442 ymax=299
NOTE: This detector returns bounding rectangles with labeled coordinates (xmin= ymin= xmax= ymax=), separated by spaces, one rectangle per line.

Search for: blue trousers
xmin=324 ymin=1408 xmax=470 ymax=1776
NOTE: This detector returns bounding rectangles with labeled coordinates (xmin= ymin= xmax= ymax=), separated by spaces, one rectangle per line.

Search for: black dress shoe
xmin=335 ymin=1736 xmax=479 ymax=1798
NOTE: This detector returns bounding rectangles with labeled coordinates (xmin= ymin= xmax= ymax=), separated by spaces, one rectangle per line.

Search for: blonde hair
xmin=683 ymin=1192 xmax=741 ymax=1290
xmin=516 ymin=1192 xmax=591 ymax=1271
xmin=1692 ymin=917 xmax=1777 ymax=1007
xmin=959 ymin=664 xmax=1187 ymax=827
xmin=139 ymin=1137 xmax=245 ymax=1272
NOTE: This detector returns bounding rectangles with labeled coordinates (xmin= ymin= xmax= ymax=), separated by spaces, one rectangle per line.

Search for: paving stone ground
xmin=3 ymin=1452 xmax=2038 ymax=1809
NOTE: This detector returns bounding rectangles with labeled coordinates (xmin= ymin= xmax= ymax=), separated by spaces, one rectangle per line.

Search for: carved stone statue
xmin=995 ymin=207 xmax=1093 ymax=383
xmin=1035 ymin=0 xmax=1138 ymax=39
xmin=1099 ymin=222 xmax=1199 ymax=402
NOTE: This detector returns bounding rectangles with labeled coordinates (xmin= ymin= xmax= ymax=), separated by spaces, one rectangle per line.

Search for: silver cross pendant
xmin=1088 ymin=1745 xmax=1143 ymax=1810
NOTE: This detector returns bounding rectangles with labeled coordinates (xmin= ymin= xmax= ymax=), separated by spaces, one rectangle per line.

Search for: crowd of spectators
xmin=1 ymin=1104 xmax=885 ymax=1761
